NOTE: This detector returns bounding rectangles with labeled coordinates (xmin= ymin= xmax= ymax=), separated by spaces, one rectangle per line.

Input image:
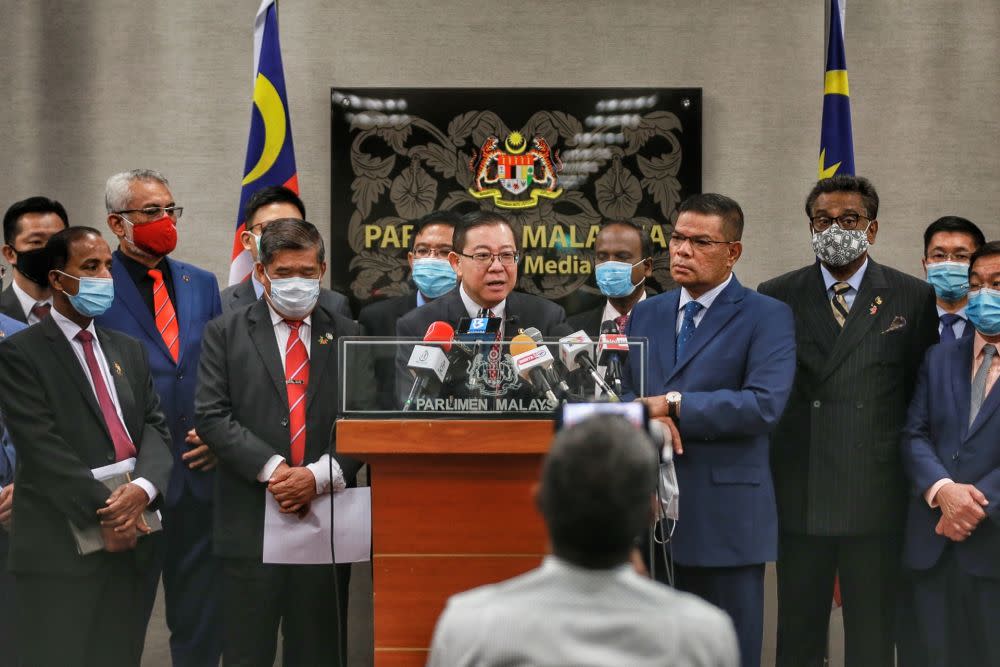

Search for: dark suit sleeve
xmin=681 ymin=300 xmax=797 ymax=440
xmin=131 ymin=343 xmax=173 ymax=498
xmin=0 ymin=339 xmax=109 ymax=526
xmin=195 ymin=317 xmax=282 ymax=482
xmin=906 ymin=286 xmax=939 ymax=401
xmin=900 ymin=348 xmax=949 ymax=498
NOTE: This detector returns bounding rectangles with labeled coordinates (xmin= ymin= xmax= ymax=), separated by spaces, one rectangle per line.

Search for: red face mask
xmin=128 ymin=215 xmax=177 ymax=256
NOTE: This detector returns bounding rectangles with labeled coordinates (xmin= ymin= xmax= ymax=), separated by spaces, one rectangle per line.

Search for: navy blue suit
xmin=97 ymin=251 xmax=223 ymax=666
xmin=901 ymin=336 xmax=1000 ymax=665
xmin=0 ymin=313 xmax=26 ymax=665
xmin=623 ymin=275 xmax=796 ymax=667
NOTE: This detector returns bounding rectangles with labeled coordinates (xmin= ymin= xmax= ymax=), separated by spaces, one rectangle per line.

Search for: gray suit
xmin=428 ymin=556 xmax=740 ymax=667
xmin=220 ymin=278 xmax=353 ymax=319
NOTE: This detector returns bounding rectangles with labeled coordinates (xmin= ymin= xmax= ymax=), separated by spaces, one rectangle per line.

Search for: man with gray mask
xmin=758 ymin=174 xmax=938 ymax=666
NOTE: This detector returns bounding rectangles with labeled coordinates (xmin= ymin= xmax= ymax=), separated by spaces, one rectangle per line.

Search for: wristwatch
xmin=664 ymin=391 xmax=682 ymax=419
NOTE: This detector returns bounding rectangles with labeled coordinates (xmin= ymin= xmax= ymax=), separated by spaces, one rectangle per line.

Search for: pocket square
xmin=881 ymin=315 xmax=907 ymax=334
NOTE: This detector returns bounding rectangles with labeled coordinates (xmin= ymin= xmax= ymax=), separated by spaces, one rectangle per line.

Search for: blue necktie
xmin=676 ymin=301 xmax=704 ymax=361
xmin=939 ymin=313 xmax=962 ymax=342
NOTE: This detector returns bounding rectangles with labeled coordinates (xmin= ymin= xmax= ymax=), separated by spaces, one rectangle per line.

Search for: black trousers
xmin=776 ymin=532 xmax=900 ymax=667
xmin=221 ymin=558 xmax=350 ymax=667
xmin=15 ymin=553 xmax=149 ymax=667
xmin=0 ymin=531 xmax=18 ymax=665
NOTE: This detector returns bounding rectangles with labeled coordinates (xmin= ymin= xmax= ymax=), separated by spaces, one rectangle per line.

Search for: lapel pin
xmin=869 ymin=296 xmax=883 ymax=316
xmin=182 ymin=275 xmax=190 ymax=283
xmin=0 ymin=331 xmax=6 ymax=339
xmin=113 ymin=361 xmax=124 ymax=376
xmin=318 ymin=332 xmax=333 ymax=345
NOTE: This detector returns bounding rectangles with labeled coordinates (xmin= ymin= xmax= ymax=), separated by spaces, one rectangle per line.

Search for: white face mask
xmin=264 ymin=271 xmax=320 ymax=319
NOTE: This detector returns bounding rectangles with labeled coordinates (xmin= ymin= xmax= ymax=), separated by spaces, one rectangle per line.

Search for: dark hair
xmin=243 ymin=186 xmax=306 ymax=225
xmin=677 ymin=193 xmax=744 ymax=241
xmin=538 ymin=416 xmax=658 ymax=568
xmin=3 ymin=196 xmax=69 ymax=245
xmin=258 ymin=218 xmax=324 ymax=266
xmin=411 ymin=209 xmax=462 ymax=249
xmin=46 ymin=226 xmax=103 ymax=273
xmin=599 ymin=219 xmax=654 ymax=259
xmin=805 ymin=174 xmax=879 ymax=220
xmin=969 ymin=240 xmax=1000 ymax=277
xmin=452 ymin=210 xmax=516 ymax=254
xmin=923 ymin=216 xmax=986 ymax=256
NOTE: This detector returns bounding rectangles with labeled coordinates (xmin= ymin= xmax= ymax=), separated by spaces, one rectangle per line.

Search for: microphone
xmin=559 ymin=330 xmax=620 ymax=401
xmin=457 ymin=316 xmax=503 ymax=389
xmin=510 ymin=334 xmax=563 ymax=404
xmin=403 ymin=322 xmax=453 ymax=411
xmin=522 ymin=327 xmax=571 ymax=397
xmin=598 ymin=320 xmax=629 ymax=395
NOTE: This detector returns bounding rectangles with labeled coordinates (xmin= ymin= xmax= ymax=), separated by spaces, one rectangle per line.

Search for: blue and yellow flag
xmin=818 ymin=0 xmax=854 ymax=178
xmin=229 ymin=0 xmax=299 ymax=286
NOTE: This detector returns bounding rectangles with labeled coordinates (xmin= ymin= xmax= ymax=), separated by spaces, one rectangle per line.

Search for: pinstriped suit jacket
xmin=758 ymin=259 xmax=938 ymax=535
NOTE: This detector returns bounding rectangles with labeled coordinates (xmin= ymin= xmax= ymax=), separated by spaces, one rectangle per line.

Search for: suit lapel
xmin=951 ymin=338 xmax=975 ymax=439
xmin=799 ymin=263 xmax=840 ymax=357
xmin=968 ymin=342 xmax=1000 ymax=440
xmin=306 ymin=307 xmax=337 ymax=410
xmin=819 ymin=260 xmax=890 ymax=382
xmin=248 ymin=300 xmax=288 ymax=404
xmin=111 ymin=254 xmax=173 ymax=362
xmin=0 ymin=288 xmax=27 ymax=323
xmin=167 ymin=259 xmax=193 ymax=364
xmin=42 ymin=318 xmax=111 ymax=441
xmin=665 ymin=278 xmax=744 ymax=385
xmin=97 ymin=328 xmax=137 ymax=436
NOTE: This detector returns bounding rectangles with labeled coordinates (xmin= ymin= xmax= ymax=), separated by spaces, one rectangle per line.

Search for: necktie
xmin=75 ymin=330 xmax=137 ymax=461
xmin=970 ymin=344 xmax=997 ymax=425
xmin=478 ymin=308 xmax=502 ymax=382
xmin=148 ymin=269 xmax=179 ymax=362
xmin=284 ymin=320 xmax=309 ymax=466
xmin=939 ymin=313 xmax=962 ymax=343
xmin=831 ymin=282 xmax=851 ymax=327
xmin=675 ymin=301 xmax=703 ymax=361
xmin=30 ymin=302 xmax=50 ymax=321
xmin=614 ymin=314 xmax=629 ymax=334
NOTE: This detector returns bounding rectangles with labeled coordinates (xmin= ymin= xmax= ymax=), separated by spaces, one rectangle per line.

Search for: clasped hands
xmin=640 ymin=395 xmax=684 ymax=455
xmin=934 ymin=482 xmax=989 ymax=542
xmin=268 ymin=462 xmax=317 ymax=517
xmin=96 ymin=482 xmax=150 ymax=552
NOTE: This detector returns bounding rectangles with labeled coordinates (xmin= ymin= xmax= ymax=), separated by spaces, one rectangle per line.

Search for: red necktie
xmin=614 ymin=314 xmax=628 ymax=334
xmin=284 ymin=320 xmax=309 ymax=466
xmin=75 ymin=330 xmax=137 ymax=461
xmin=148 ymin=269 xmax=179 ymax=362
xmin=31 ymin=302 xmax=51 ymax=321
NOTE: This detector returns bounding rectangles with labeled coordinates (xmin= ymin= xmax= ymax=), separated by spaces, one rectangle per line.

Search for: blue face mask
xmin=57 ymin=271 xmax=115 ymax=317
xmin=926 ymin=261 xmax=970 ymax=302
xmin=411 ymin=258 xmax=457 ymax=299
xmin=967 ymin=288 xmax=1000 ymax=336
xmin=595 ymin=260 xmax=645 ymax=298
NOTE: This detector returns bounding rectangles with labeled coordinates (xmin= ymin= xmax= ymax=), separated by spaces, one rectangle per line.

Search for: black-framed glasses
xmin=413 ymin=247 xmax=453 ymax=259
xmin=115 ymin=206 xmax=184 ymax=222
xmin=669 ymin=233 xmax=736 ymax=251
xmin=457 ymin=251 xmax=519 ymax=266
xmin=809 ymin=214 xmax=871 ymax=232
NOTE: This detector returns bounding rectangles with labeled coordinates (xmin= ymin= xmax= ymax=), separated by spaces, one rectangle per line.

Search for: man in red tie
xmin=196 ymin=218 xmax=369 ymax=666
xmin=0 ymin=226 xmax=171 ymax=666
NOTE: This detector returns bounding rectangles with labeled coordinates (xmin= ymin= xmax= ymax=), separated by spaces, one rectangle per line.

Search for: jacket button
xmin=106 ymin=453 xmax=115 ymax=462
xmin=812 ymin=400 xmax=821 ymax=408
xmin=281 ymin=418 xmax=289 ymax=427
xmin=952 ymin=452 xmax=960 ymax=461
xmin=179 ymin=416 xmax=188 ymax=424
xmin=176 ymin=373 xmax=184 ymax=380
xmin=856 ymin=401 xmax=864 ymax=409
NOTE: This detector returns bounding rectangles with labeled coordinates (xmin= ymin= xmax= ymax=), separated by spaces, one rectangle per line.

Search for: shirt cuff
xmin=257 ymin=455 xmax=286 ymax=483
xmin=925 ymin=478 xmax=954 ymax=508
xmin=130 ymin=478 xmax=158 ymax=505
xmin=305 ymin=454 xmax=346 ymax=495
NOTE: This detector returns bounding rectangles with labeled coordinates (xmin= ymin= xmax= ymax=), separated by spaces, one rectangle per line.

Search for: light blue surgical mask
xmin=411 ymin=258 xmax=457 ymax=299
xmin=57 ymin=271 xmax=115 ymax=317
xmin=264 ymin=271 xmax=320 ymax=320
xmin=926 ymin=261 xmax=970 ymax=302
xmin=595 ymin=260 xmax=645 ymax=298
xmin=967 ymin=288 xmax=1000 ymax=336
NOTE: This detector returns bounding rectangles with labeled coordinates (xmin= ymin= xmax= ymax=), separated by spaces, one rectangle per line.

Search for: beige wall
xmin=1 ymin=0 xmax=998 ymax=293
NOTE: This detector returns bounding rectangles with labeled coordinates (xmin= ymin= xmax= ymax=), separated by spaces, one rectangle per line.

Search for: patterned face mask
xmin=811 ymin=225 xmax=869 ymax=267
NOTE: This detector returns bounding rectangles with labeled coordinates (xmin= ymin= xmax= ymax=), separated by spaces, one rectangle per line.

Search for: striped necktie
xmin=831 ymin=281 xmax=851 ymax=327
xmin=148 ymin=269 xmax=179 ymax=362
xmin=284 ymin=320 xmax=309 ymax=466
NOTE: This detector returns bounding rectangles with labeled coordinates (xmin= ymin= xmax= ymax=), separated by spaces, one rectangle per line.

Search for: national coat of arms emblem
xmin=468 ymin=131 xmax=563 ymax=209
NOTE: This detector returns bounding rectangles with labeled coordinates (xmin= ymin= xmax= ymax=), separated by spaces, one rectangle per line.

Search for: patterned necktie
xmin=675 ymin=301 xmax=703 ymax=362
xmin=478 ymin=308 xmax=502 ymax=382
xmin=148 ymin=269 xmax=180 ymax=362
xmin=970 ymin=344 xmax=997 ymax=425
xmin=30 ymin=302 xmax=51 ymax=322
xmin=614 ymin=314 xmax=629 ymax=334
xmin=284 ymin=320 xmax=309 ymax=466
xmin=939 ymin=313 xmax=962 ymax=343
xmin=75 ymin=330 xmax=137 ymax=461
xmin=831 ymin=281 xmax=851 ymax=327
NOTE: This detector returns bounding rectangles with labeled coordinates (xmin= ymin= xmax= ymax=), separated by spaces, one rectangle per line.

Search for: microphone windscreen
xmin=423 ymin=321 xmax=455 ymax=351
xmin=509 ymin=333 xmax=537 ymax=357
xmin=600 ymin=319 xmax=618 ymax=335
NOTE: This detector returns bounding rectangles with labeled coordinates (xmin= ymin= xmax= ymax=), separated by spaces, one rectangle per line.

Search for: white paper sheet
xmin=91 ymin=457 xmax=136 ymax=480
xmin=262 ymin=487 xmax=371 ymax=565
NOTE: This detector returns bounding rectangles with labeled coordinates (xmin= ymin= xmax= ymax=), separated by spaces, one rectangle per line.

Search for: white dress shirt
xmin=676 ymin=272 xmax=734 ymax=334
xmin=819 ymin=258 xmax=869 ymax=310
xmin=50 ymin=308 xmax=157 ymax=503
xmin=936 ymin=304 xmax=968 ymax=339
xmin=256 ymin=302 xmax=345 ymax=494
xmin=12 ymin=279 xmax=53 ymax=325
xmin=601 ymin=290 xmax=647 ymax=326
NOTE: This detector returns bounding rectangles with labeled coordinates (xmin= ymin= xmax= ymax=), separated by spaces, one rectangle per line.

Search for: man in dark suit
xmin=0 ymin=226 xmax=172 ymax=666
xmin=96 ymin=169 xmax=224 ymax=665
xmin=221 ymin=185 xmax=352 ymax=318
xmin=901 ymin=241 xmax=1000 ymax=666
xmin=623 ymin=193 xmax=796 ymax=667
xmin=359 ymin=209 xmax=460 ymax=408
xmin=568 ymin=219 xmax=653 ymax=337
xmin=758 ymin=174 xmax=939 ymax=667
xmin=922 ymin=216 xmax=985 ymax=342
xmin=0 ymin=196 xmax=69 ymax=324
xmin=0 ymin=312 xmax=26 ymax=664
xmin=197 ymin=218 xmax=370 ymax=665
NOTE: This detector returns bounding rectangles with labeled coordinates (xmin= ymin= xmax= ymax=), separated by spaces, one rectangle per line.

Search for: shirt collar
xmin=11 ymin=278 xmax=50 ymax=316
xmin=251 ymin=272 xmax=265 ymax=299
xmin=540 ymin=555 xmax=633 ymax=579
xmin=266 ymin=300 xmax=311 ymax=328
xmin=678 ymin=272 xmax=734 ymax=312
xmin=819 ymin=257 xmax=869 ymax=294
xmin=416 ymin=290 xmax=427 ymax=308
xmin=459 ymin=284 xmax=505 ymax=320
xmin=937 ymin=304 xmax=967 ymax=320
xmin=50 ymin=306 xmax=97 ymax=342
xmin=602 ymin=290 xmax=646 ymax=323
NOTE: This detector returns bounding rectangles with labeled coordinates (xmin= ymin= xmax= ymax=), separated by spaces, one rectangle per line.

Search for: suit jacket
xmin=0 ymin=315 xmax=27 ymax=487
xmin=758 ymin=259 xmax=938 ymax=536
xmin=195 ymin=299 xmax=372 ymax=558
xmin=0 ymin=286 xmax=27 ymax=324
xmin=359 ymin=293 xmax=418 ymax=409
xmin=567 ymin=305 xmax=604 ymax=338
xmin=0 ymin=317 xmax=172 ymax=575
xmin=623 ymin=276 xmax=796 ymax=566
xmin=901 ymin=337 xmax=1000 ymax=577
xmin=96 ymin=251 xmax=222 ymax=505
xmin=221 ymin=278 xmax=353 ymax=319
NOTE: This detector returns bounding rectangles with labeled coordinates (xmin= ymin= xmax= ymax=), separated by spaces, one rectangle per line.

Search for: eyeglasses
xmin=926 ymin=251 xmax=972 ymax=263
xmin=457 ymin=251 xmax=519 ymax=266
xmin=669 ymin=233 xmax=736 ymax=251
xmin=115 ymin=206 xmax=184 ymax=222
xmin=809 ymin=214 xmax=871 ymax=232
xmin=413 ymin=247 xmax=453 ymax=259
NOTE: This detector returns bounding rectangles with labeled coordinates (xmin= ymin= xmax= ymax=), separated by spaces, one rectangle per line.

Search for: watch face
xmin=666 ymin=391 xmax=681 ymax=403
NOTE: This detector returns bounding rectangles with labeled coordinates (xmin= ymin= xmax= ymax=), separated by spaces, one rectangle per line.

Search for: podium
xmin=337 ymin=419 xmax=554 ymax=667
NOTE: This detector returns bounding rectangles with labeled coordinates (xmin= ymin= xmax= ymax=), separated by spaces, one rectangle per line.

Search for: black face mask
xmin=10 ymin=247 xmax=51 ymax=287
